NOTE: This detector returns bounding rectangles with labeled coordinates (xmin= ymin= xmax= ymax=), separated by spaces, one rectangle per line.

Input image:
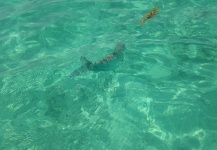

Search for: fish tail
xmin=140 ymin=18 xmax=147 ymax=25
xmin=69 ymin=65 xmax=88 ymax=77
xmin=68 ymin=56 xmax=92 ymax=77
xmin=80 ymin=56 xmax=92 ymax=67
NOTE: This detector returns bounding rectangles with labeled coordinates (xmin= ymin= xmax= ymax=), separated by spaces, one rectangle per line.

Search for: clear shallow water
xmin=0 ymin=0 xmax=217 ymax=149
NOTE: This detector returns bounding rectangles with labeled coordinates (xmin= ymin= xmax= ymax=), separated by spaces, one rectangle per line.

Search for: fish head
xmin=115 ymin=43 xmax=126 ymax=53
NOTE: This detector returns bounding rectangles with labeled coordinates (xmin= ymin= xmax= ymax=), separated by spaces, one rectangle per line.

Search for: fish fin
xmin=69 ymin=66 xmax=88 ymax=77
xmin=140 ymin=18 xmax=147 ymax=25
xmin=80 ymin=56 xmax=92 ymax=66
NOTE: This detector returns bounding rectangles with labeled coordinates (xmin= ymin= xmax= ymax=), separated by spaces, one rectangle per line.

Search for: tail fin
xmin=69 ymin=65 xmax=88 ymax=77
xmin=80 ymin=56 xmax=92 ymax=67
xmin=68 ymin=56 xmax=92 ymax=77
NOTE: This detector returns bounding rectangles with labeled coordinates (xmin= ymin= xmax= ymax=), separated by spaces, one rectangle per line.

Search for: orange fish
xmin=140 ymin=6 xmax=159 ymax=25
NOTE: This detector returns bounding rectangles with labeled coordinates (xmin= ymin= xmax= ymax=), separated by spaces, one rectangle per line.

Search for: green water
xmin=0 ymin=0 xmax=217 ymax=150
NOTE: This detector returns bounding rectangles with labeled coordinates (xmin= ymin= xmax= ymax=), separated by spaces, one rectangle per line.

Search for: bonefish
xmin=69 ymin=43 xmax=126 ymax=77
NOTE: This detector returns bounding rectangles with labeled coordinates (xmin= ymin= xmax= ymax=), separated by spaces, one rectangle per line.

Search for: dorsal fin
xmin=80 ymin=56 xmax=92 ymax=66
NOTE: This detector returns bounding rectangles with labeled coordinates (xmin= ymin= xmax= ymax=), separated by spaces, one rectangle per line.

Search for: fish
xmin=140 ymin=6 xmax=159 ymax=26
xmin=69 ymin=43 xmax=126 ymax=77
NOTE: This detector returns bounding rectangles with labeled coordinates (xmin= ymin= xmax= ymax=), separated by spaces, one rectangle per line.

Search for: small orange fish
xmin=140 ymin=6 xmax=159 ymax=26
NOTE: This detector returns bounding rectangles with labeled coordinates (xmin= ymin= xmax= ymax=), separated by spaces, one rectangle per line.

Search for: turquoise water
xmin=0 ymin=0 xmax=217 ymax=149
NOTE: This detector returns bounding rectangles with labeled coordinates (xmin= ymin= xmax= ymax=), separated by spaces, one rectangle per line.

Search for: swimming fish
xmin=140 ymin=6 xmax=159 ymax=26
xmin=69 ymin=43 xmax=126 ymax=77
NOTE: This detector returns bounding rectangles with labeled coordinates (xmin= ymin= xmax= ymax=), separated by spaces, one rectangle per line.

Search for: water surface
xmin=0 ymin=0 xmax=217 ymax=149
